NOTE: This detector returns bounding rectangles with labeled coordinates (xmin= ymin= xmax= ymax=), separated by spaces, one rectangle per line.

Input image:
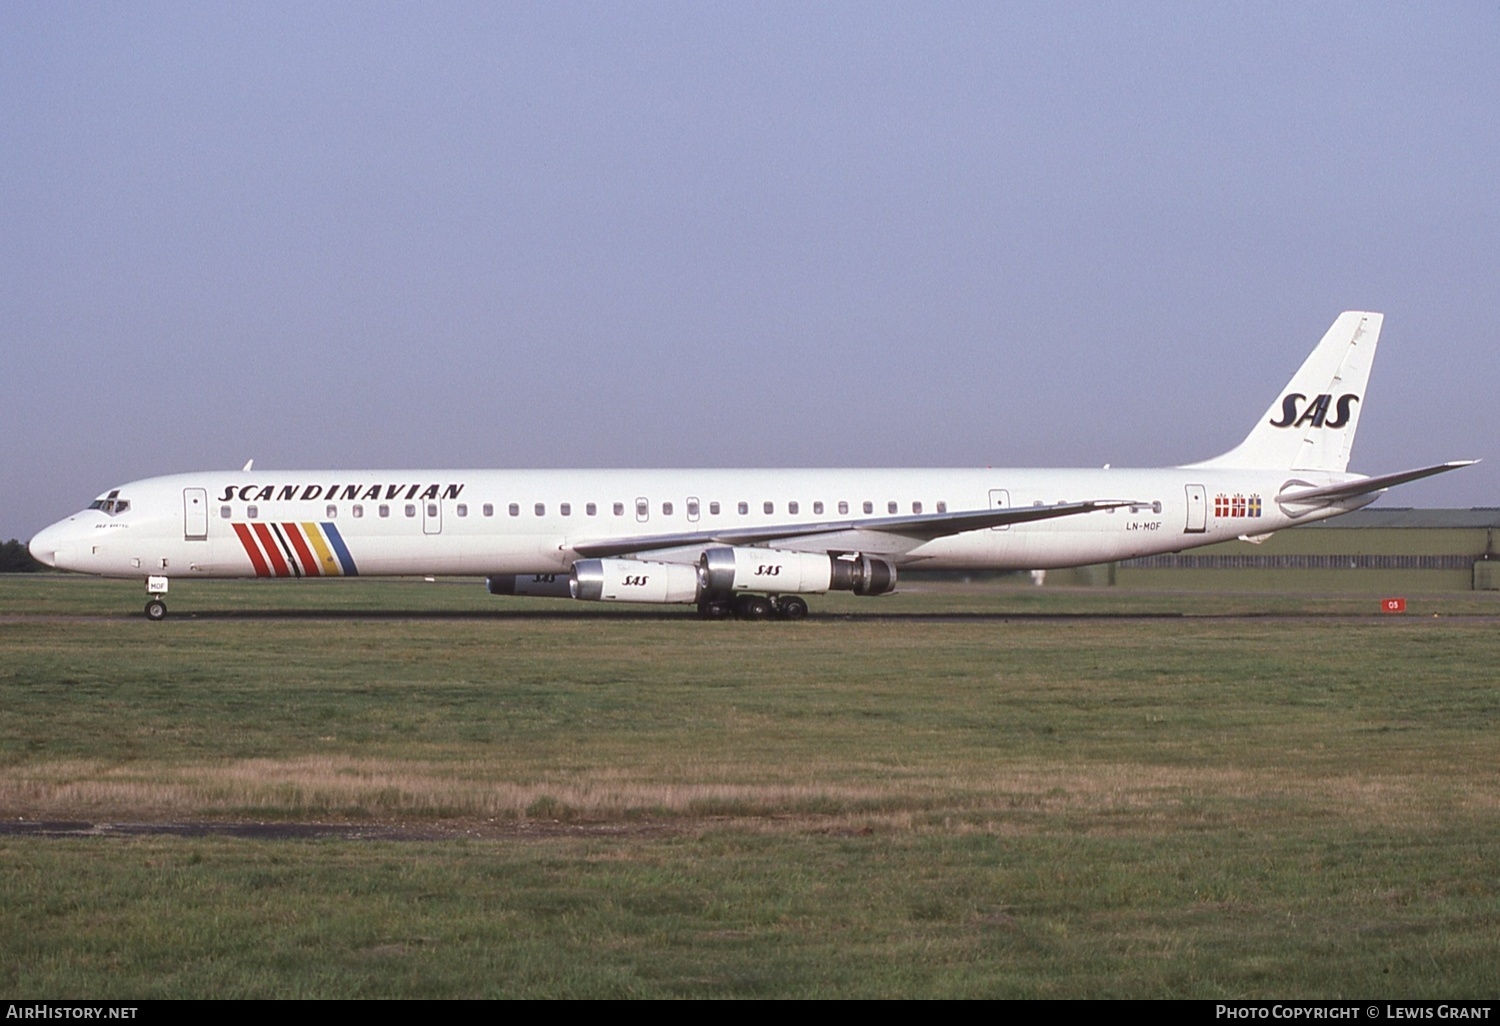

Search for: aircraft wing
xmin=1277 ymin=461 xmax=1478 ymax=506
xmin=570 ymin=499 xmax=1140 ymax=559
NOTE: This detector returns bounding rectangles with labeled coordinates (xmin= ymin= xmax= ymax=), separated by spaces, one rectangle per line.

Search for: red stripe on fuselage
xmin=251 ymin=523 xmax=290 ymax=577
xmin=281 ymin=523 xmax=321 ymax=576
xmin=232 ymin=522 xmax=272 ymax=577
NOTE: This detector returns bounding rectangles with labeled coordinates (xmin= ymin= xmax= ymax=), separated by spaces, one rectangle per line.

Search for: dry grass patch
xmin=4 ymin=756 xmax=1492 ymax=832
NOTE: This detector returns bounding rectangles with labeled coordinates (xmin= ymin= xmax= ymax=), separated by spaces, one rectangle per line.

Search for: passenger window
xmin=426 ymin=503 xmax=437 ymax=518
xmin=888 ymin=501 xmax=898 ymax=514
xmin=456 ymin=504 xmax=467 ymax=517
xmin=937 ymin=501 xmax=947 ymax=513
xmin=839 ymin=501 xmax=849 ymax=515
xmin=220 ymin=506 xmax=231 ymax=519
xmin=813 ymin=501 xmax=823 ymax=515
xmin=709 ymin=501 xmax=720 ymax=515
xmin=327 ymin=505 xmax=338 ymax=518
xmin=353 ymin=504 xmax=364 ymax=518
xmin=662 ymin=501 xmax=673 ymax=516
xmin=534 ymin=503 xmax=545 ymax=517
xmin=613 ymin=502 xmax=625 ymax=516
xmin=405 ymin=504 xmax=416 ymax=518
xmin=788 ymin=501 xmax=799 ymax=515
xmin=247 ymin=505 xmax=259 ymax=519
xmin=379 ymin=504 xmax=390 ymax=518
xmin=912 ymin=501 xmax=922 ymax=514
xmin=509 ymin=503 xmax=520 ymax=517
xmin=586 ymin=503 xmax=597 ymax=516
xmin=738 ymin=501 xmax=748 ymax=515
xmin=763 ymin=501 xmax=774 ymax=515
xmin=636 ymin=499 xmax=649 ymax=519
xmin=863 ymin=501 xmax=873 ymax=514
xmin=560 ymin=503 xmax=571 ymax=516
xmin=482 ymin=503 xmax=493 ymax=517
xmin=687 ymin=499 xmax=699 ymax=517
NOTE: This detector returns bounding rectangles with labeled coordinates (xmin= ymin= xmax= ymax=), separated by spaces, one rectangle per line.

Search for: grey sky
xmin=4 ymin=2 xmax=1496 ymax=540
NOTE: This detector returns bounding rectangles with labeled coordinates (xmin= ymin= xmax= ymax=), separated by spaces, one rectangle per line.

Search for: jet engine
xmin=569 ymin=558 xmax=704 ymax=604
xmin=487 ymin=573 xmax=574 ymax=598
xmin=563 ymin=549 xmax=897 ymax=607
xmin=699 ymin=547 xmax=896 ymax=596
xmin=836 ymin=552 xmax=898 ymax=596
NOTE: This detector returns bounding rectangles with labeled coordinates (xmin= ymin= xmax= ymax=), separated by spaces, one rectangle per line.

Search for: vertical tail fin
xmin=1188 ymin=311 xmax=1382 ymax=472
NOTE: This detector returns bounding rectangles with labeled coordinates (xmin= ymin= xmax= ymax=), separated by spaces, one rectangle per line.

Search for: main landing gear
xmin=697 ymin=594 xmax=809 ymax=621
xmin=144 ymin=575 xmax=168 ymax=621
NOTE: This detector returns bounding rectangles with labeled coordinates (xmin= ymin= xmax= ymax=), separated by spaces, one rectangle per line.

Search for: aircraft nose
xmin=28 ymin=522 xmax=66 ymax=568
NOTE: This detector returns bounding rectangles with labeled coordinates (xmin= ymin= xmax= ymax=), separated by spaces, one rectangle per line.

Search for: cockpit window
xmin=88 ymin=489 xmax=130 ymax=515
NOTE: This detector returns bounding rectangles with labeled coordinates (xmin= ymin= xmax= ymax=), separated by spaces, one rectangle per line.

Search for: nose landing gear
xmin=144 ymin=575 xmax=168 ymax=621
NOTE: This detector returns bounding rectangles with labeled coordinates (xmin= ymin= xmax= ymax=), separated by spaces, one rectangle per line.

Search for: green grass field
xmin=2 ymin=575 xmax=1497 ymax=997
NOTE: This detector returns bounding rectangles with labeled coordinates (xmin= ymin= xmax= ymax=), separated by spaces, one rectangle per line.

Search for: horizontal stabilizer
xmin=1277 ymin=461 xmax=1478 ymax=506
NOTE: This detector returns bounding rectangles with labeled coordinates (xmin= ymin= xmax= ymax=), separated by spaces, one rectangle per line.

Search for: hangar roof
xmin=1307 ymin=508 xmax=1500 ymax=530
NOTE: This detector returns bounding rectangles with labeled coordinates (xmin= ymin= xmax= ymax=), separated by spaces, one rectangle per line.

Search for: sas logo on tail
xmin=1270 ymin=393 xmax=1359 ymax=429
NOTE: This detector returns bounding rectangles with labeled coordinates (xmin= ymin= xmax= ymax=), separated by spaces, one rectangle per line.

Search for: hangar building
xmin=1067 ymin=508 xmax=1500 ymax=591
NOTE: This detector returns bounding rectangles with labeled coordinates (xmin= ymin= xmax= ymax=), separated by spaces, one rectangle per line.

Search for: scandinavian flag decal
xmin=1213 ymin=493 xmax=1263 ymax=519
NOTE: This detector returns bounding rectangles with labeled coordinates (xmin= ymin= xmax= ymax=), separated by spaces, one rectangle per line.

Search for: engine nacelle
xmin=487 ymin=573 xmax=574 ymax=598
xmin=699 ymin=547 xmax=897 ymax=597
xmin=570 ymin=558 xmax=705 ymax=604
xmin=551 ymin=551 xmax=898 ymax=606
xmin=834 ymin=553 xmax=898 ymax=596
xmin=700 ymin=546 xmax=834 ymax=594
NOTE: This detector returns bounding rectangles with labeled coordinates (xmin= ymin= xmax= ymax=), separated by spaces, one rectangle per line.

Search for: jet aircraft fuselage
xmin=28 ymin=312 xmax=1474 ymax=619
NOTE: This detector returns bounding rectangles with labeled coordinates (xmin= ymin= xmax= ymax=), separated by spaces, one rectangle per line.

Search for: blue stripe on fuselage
xmin=321 ymin=522 xmax=359 ymax=576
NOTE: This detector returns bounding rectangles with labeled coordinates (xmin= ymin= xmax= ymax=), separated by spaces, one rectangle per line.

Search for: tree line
xmin=1 ymin=539 xmax=46 ymax=572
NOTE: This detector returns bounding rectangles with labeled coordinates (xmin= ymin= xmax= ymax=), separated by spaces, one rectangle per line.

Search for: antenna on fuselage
xmin=242 ymin=459 xmax=254 ymax=472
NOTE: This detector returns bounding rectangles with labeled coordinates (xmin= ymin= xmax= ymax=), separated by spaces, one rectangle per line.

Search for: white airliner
xmin=29 ymin=312 xmax=1473 ymax=620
